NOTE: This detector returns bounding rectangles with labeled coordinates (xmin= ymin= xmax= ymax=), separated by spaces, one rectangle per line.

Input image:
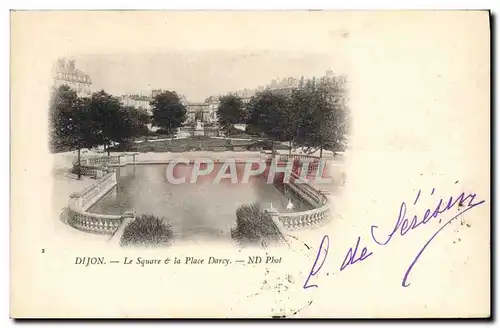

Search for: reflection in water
xmin=89 ymin=164 xmax=311 ymax=240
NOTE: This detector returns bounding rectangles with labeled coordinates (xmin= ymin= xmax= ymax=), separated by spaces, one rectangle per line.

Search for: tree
xmin=291 ymin=76 xmax=348 ymax=157
xmin=217 ymin=94 xmax=244 ymax=133
xmin=49 ymin=85 xmax=79 ymax=152
xmin=109 ymin=106 xmax=138 ymax=149
xmin=150 ymin=91 xmax=187 ymax=134
xmin=87 ymin=90 xmax=125 ymax=155
xmin=71 ymin=97 xmax=103 ymax=178
xmin=49 ymin=85 xmax=100 ymax=178
xmin=246 ymin=91 xmax=295 ymax=150
xmin=318 ymin=76 xmax=349 ymax=154
xmin=124 ymin=106 xmax=151 ymax=136
xmin=290 ymin=86 xmax=320 ymax=152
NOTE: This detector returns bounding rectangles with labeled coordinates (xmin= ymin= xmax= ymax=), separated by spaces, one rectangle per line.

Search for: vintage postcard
xmin=10 ymin=11 xmax=490 ymax=318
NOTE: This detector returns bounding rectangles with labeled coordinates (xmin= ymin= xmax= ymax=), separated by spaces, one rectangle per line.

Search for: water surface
xmin=89 ymin=164 xmax=311 ymax=240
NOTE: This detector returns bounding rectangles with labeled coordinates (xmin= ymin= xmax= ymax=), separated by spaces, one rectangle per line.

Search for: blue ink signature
xmin=303 ymin=235 xmax=329 ymax=289
xmin=303 ymin=187 xmax=486 ymax=289
xmin=340 ymin=236 xmax=373 ymax=271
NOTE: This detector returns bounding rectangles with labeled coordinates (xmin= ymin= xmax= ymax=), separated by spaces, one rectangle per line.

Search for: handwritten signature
xmin=303 ymin=187 xmax=486 ymax=289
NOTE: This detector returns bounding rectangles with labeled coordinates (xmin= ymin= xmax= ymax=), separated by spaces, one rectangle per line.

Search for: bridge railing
xmin=273 ymin=202 xmax=331 ymax=230
xmin=67 ymin=171 xmax=135 ymax=235
xmin=73 ymin=153 xmax=140 ymax=177
xmin=266 ymin=171 xmax=331 ymax=230
xmin=79 ymin=155 xmax=120 ymax=166
xmin=278 ymin=153 xmax=320 ymax=162
xmin=262 ymin=152 xmax=322 ymax=176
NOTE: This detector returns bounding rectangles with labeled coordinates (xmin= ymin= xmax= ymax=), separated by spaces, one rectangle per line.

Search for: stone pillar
xmin=123 ymin=210 xmax=136 ymax=219
xmin=265 ymin=207 xmax=290 ymax=245
xmin=265 ymin=207 xmax=282 ymax=228
xmin=108 ymin=211 xmax=136 ymax=246
xmin=119 ymin=154 xmax=126 ymax=166
xmin=108 ymin=169 xmax=118 ymax=186
xmin=69 ymin=192 xmax=81 ymax=209
xmin=95 ymin=168 xmax=104 ymax=179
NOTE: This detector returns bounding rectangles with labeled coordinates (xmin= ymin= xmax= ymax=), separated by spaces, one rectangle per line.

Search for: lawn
xmin=112 ymin=136 xmax=290 ymax=153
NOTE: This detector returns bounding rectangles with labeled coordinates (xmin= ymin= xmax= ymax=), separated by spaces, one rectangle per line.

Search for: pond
xmin=88 ymin=164 xmax=312 ymax=240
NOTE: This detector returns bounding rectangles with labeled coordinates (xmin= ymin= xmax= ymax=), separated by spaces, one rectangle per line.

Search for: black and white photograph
xmin=10 ymin=10 xmax=490 ymax=318
xmin=49 ymin=53 xmax=348 ymax=249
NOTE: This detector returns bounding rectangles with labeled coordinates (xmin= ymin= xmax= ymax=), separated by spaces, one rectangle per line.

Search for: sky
xmin=73 ymin=51 xmax=336 ymax=102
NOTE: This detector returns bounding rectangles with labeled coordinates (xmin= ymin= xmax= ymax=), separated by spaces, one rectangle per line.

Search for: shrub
xmin=225 ymin=125 xmax=251 ymax=137
xmin=155 ymin=128 xmax=176 ymax=137
xmin=108 ymin=141 xmax=136 ymax=152
xmin=246 ymin=140 xmax=273 ymax=151
xmin=231 ymin=202 xmax=283 ymax=245
xmin=120 ymin=214 xmax=174 ymax=248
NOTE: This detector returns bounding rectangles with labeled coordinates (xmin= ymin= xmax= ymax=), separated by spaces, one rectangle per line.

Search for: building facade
xmin=119 ymin=94 xmax=152 ymax=115
xmin=146 ymin=70 xmax=339 ymax=128
xmin=221 ymin=70 xmax=338 ymax=101
xmin=187 ymin=70 xmax=340 ymax=128
xmin=186 ymin=102 xmax=214 ymax=124
xmin=204 ymin=96 xmax=220 ymax=123
xmin=52 ymin=59 xmax=93 ymax=97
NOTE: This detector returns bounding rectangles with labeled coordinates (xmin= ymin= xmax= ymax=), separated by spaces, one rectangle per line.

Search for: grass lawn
xmin=113 ymin=136 xmax=290 ymax=153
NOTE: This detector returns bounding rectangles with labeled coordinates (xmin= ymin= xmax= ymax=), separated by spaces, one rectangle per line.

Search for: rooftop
xmin=122 ymin=94 xmax=150 ymax=102
xmin=53 ymin=59 xmax=92 ymax=84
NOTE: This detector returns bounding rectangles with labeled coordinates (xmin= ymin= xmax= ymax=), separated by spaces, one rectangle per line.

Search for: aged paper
xmin=10 ymin=11 xmax=490 ymax=318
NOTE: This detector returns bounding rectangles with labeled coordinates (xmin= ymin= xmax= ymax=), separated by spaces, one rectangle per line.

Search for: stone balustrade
xmin=261 ymin=152 xmax=322 ymax=177
xmin=74 ymin=171 xmax=117 ymax=210
xmin=268 ymin=171 xmax=331 ymax=230
xmin=286 ymin=180 xmax=325 ymax=207
xmin=278 ymin=153 xmax=320 ymax=162
xmin=68 ymin=152 xmax=331 ymax=235
xmin=73 ymin=153 xmax=140 ymax=177
xmin=275 ymin=203 xmax=331 ymax=230
xmin=107 ymin=153 xmax=139 ymax=167
xmin=73 ymin=156 xmax=117 ymax=179
xmin=68 ymin=209 xmax=129 ymax=235
xmin=67 ymin=170 xmax=135 ymax=235
xmin=72 ymin=164 xmax=98 ymax=178
xmin=79 ymin=155 xmax=120 ymax=166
